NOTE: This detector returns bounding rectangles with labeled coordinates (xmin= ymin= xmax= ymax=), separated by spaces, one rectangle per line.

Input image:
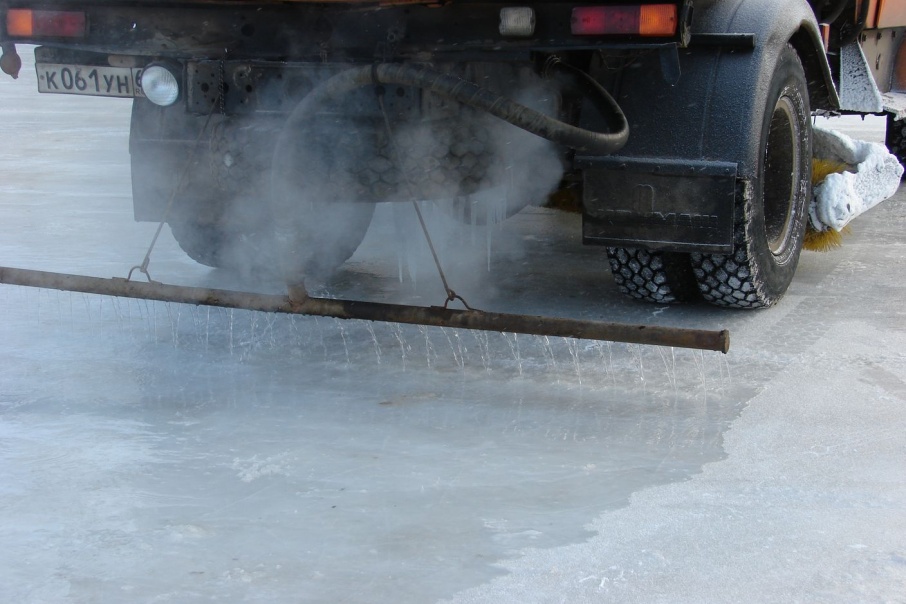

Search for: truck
xmin=1 ymin=0 xmax=903 ymax=311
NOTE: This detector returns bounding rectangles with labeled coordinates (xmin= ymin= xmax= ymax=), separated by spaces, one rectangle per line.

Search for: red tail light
xmin=572 ymin=5 xmax=678 ymax=37
xmin=6 ymin=9 xmax=87 ymax=38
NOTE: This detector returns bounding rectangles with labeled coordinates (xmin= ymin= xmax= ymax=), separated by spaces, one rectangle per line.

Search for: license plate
xmin=36 ymin=63 xmax=145 ymax=98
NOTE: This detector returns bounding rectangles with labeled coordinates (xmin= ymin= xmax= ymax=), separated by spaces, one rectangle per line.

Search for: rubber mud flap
xmin=579 ymin=156 xmax=737 ymax=253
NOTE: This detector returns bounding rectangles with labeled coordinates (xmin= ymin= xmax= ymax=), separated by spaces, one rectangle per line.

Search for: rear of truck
xmin=0 ymin=1 xmax=900 ymax=308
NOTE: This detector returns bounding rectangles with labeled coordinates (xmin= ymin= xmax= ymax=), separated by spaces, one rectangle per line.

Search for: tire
xmin=171 ymin=203 xmax=374 ymax=283
xmin=270 ymin=116 xmax=376 ymax=282
xmin=159 ymin=114 xmax=375 ymax=282
xmin=691 ymin=45 xmax=811 ymax=309
xmin=606 ymin=247 xmax=700 ymax=304
xmin=885 ymin=113 xmax=906 ymax=177
xmin=168 ymin=219 xmax=226 ymax=268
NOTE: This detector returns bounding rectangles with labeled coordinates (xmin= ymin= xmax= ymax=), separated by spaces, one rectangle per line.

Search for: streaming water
xmin=228 ymin=308 xmax=234 ymax=355
xmin=334 ymin=318 xmax=350 ymax=364
xmin=204 ymin=306 xmax=211 ymax=352
xmin=472 ymin=330 xmax=492 ymax=372
xmin=390 ymin=322 xmax=409 ymax=368
xmin=632 ymin=343 xmax=646 ymax=383
xmin=81 ymin=291 xmax=93 ymax=320
xmin=417 ymin=324 xmax=436 ymax=368
xmin=566 ymin=337 xmax=582 ymax=384
xmin=440 ymin=327 xmax=463 ymax=370
xmin=170 ymin=304 xmax=183 ymax=346
xmin=503 ymin=332 xmax=523 ymax=376
xmin=365 ymin=321 xmax=383 ymax=365
xmin=720 ymin=354 xmax=733 ymax=381
xmin=541 ymin=335 xmax=559 ymax=376
xmin=656 ymin=345 xmax=679 ymax=397
xmin=312 ymin=316 xmax=328 ymax=359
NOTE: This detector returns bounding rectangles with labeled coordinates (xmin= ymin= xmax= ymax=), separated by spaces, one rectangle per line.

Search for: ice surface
xmin=0 ymin=286 xmax=747 ymax=603
xmin=0 ymin=51 xmax=749 ymax=602
xmin=1 ymin=49 xmax=904 ymax=603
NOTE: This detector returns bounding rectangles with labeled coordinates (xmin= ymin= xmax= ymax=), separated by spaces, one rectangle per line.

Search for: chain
xmin=374 ymin=79 xmax=474 ymax=311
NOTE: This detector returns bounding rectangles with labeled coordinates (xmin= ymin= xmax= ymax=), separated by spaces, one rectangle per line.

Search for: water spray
xmin=0 ymin=60 xmax=730 ymax=353
xmin=0 ymin=267 xmax=730 ymax=353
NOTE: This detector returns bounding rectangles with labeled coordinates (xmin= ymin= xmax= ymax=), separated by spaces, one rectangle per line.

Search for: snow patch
xmin=167 ymin=524 xmax=213 ymax=542
xmin=810 ymin=126 xmax=903 ymax=232
xmin=222 ymin=565 xmax=268 ymax=583
xmin=231 ymin=452 xmax=294 ymax=482
xmin=839 ymin=42 xmax=884 ymax=113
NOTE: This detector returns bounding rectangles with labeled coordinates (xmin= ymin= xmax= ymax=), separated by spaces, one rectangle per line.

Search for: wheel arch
xmin=789 ymin=23 xmax=840 ymax=113
xmin=694 ymin=0 xmax=836 ymax=178
xmin=600 ymin=0 xmax=837 ymax=179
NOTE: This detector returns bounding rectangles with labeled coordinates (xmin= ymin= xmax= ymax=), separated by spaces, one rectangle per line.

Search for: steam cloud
xmin=175 ymin=66 xmax=567 ymax=301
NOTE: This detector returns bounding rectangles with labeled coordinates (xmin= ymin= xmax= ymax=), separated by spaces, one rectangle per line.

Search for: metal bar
xmin=0 ymin=266 xmax=730 ymax=353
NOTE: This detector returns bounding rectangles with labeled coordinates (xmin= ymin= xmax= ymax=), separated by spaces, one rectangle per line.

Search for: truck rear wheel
xmin=168 ymin=219 xmax=229 ymax=268
xmin=132 ymin=97 xmax=378 ymax=282
xmin=691 ymin=45 xmax=811 ymax=308
xmin=606 ymin=247 xmax=699 ymax=304
xmin=158 ymin=133 xmax=375 ymax=282
xmin=270 ymin=117 xmax=376 ymax=282
xmin=166 ymin=215 xmax=280 ymax=282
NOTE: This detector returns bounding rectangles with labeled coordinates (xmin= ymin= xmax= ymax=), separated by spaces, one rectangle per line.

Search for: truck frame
xmin=1 ymin=0 xmax=904 ymax=310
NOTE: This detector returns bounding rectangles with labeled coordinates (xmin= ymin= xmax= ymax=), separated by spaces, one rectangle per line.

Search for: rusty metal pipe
xmin=0 ymin=266 xmax=730 ymax=353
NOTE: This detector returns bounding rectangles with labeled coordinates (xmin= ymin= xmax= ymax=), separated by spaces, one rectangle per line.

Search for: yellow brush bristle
xmin=803 ymin=225 xmax=852 ymax=252
xmin=811 ymin=158 xmax=849 ymax=185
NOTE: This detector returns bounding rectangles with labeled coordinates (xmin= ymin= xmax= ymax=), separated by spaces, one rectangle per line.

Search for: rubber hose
xmin=282 ymin=62 xmax=629 ymax=156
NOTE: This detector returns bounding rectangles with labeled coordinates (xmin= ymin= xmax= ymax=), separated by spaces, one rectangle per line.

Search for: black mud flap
xmin=579 ymin=157 xmax=737 ymax=253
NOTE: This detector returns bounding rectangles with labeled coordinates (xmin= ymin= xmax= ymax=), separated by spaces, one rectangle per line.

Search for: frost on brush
xmin=810 ymin=125 xmax=903 ymax=233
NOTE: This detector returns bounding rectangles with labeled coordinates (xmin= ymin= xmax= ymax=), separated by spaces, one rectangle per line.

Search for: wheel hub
xmin=762 ymin=96 xmax=800 ymax=257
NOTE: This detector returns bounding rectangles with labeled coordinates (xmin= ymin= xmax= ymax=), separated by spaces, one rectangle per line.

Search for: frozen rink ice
xmin=1 ymin=50 xmax=905 ymax=602
xmin=1 ymin=286 xmax=745 ymax=602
